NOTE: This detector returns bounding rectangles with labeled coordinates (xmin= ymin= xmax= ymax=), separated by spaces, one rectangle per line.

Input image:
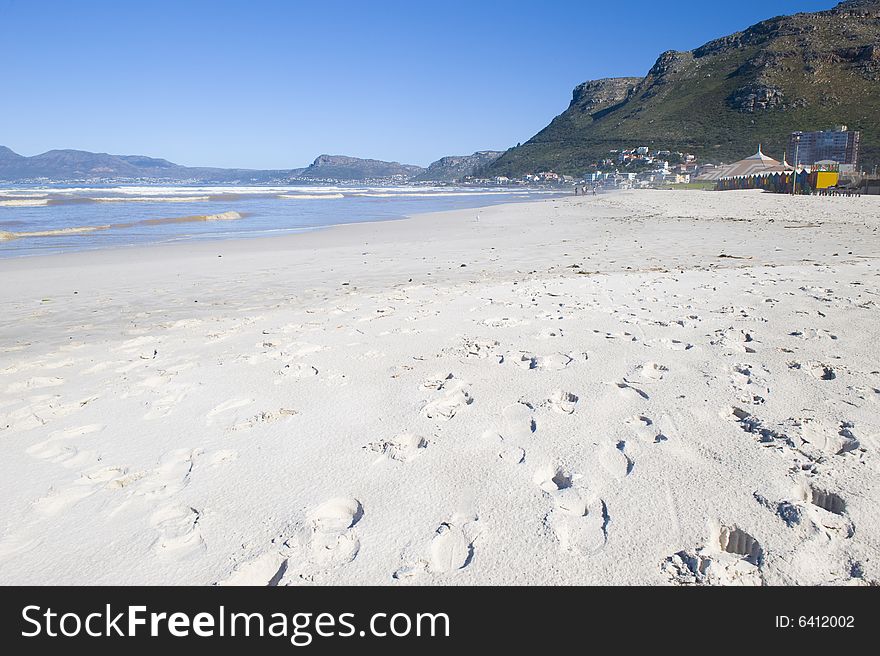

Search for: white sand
xmin=0 ymin=189 xmax=878 ymax=586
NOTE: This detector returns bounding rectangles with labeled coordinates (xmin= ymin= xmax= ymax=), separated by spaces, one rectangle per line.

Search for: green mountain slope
xmin=486 ymin=0 xmax=880 ymax=176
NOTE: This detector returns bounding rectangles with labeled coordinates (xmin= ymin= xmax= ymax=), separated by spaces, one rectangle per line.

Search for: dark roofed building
xmin=787 ymin=127 xmax=860 ymax=170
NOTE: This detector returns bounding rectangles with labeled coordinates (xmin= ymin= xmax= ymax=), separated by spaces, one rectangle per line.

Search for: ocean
xmin=0 ymin=185 xmax=560 ymax=258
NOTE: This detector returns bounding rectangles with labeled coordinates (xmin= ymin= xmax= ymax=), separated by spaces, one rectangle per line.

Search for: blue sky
xmin=0 ymin=0 xmax=839 ymax=168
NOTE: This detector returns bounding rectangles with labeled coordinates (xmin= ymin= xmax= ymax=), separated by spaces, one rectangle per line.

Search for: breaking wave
xmin=0 ymin=225 xmax=112 ymax=240
xmin=136 ymin=211 xmax=244 ymax=225
xmin=0 ymin=199 xmax=51 ymax=207
xmin=0 ymin=211 xmax=245 ymax=241
xmin=277 ymin=193 xmax=345 ymax=200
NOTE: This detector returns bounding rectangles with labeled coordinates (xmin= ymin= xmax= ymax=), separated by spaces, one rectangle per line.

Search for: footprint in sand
xmin=478 ymin=401 xmax=536 ymax=464
xmin=731 ymin=363 xmax=757 ymax=388
xmin=502 ymin=402 xmax=535 ymax=440
xmin=276 ymin=363 xmax=319 ymax=382
xmin=754 ymin=491 xmax=803 ymax=528
xmin=231 ymin=408 xmax=299 ymax=432
xmin=34 ymin=444 xmax=96 ymax=470
xmin=32 ymin=464 xmax=130 ymax=515
xmin=150 ymin=503 xmax=205 ymax=559
xmin=302 ymin=498 xmax=364 ymax=568
xmin=727 ymin=407 xmax=794 ymax=450
xmin=599 ymin=441 xmax=634 ymax=480
xmin=393 ymin=514 xmax=481 ymax=579
xmin=615 ymin=381 xmax=649 ymax=400
xmin=26 ymin=424 xmax=105 ymax=466
xmin=549 ymin=494 xmax=608 ymax=555
xmin=481 ymin=430 xmax=525 ymax=464
xmin=33 ymin=481 xmax=102 ymax=516
xmin=797 ymin=418 xmax=860 ymax=455
xmin=480 ymin=316 xmax=523 ymax=328
xmin=625 ymin=415 xmax=666 ymax=443
xmin=662 ymin=525 xmax=763 ymax=586
xmin=789 ymin=328 xmax=838 ymax=341
xmin=422 ymin=381 xmax=473 ymax=421
xmin=800 ymin=484 xmax=854 ymax=538
xmin=652 ymin=338 xmax=693 ymax=351
xmin=710 ymin=328 xmax=757 ymax=353
xmin=516 ymin=353 xmax=539 ymax=369
xmin=429 ymin=518 xmax=477 ymax=573
xmin=547 ymin=390 xmax=578 ymax=415
xmin=218 ymin=497 xmax=363 ymax=586
xmin=365 ymin=433 xmax=428 ymax=463
xmin=639 ymin=362 xmax=668 ymax=380
xmin=218 ymin=551 xmax=289 ymax=586
xmin=420 ymin=372 xmax=454 ymax=391
xmin=594 ymin=330 xmax=637 ymax=342
xmin=534 ymin=468 xmax=607 ymax=555
xmin=130 ymin=448 xmax=201 ymax=501
xmin=806 ymin=362 xmax=836 ymax=381
xmin=514 ymin=352 xmax=573 ymax=371
xmin=533 ymin=464 xmax=573 ymax=493
xmin=453 ymin=338 xmax=502 ymax=361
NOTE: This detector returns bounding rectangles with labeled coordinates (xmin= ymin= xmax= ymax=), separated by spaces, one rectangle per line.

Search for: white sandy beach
xmin=0 ymin=189 xmax=878 ymax=586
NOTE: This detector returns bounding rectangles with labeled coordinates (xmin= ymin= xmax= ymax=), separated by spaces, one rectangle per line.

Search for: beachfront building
xmin=695 ymin=163 xmax=725 ymax=182
xmin=715 ymin=145 xmax=843 ymax=193
xmin=715 ymin=146 xmax=795 ymax=192
xmin=786 ymin=127 xmax=860 ymax=172
xmin=717 ymin=146 xmax=791 ymax=179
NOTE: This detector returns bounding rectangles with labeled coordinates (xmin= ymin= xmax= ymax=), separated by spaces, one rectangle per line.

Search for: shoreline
xmin=0 ymin=194 xmax=572 ymax=299
xmin=0 ymin=188 xmax=565 ymax=262
xmin=0 ymin=188 xmax=874 ymax=299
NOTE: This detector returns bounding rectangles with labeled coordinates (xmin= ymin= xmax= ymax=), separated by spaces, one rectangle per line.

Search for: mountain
xmin=0 ymin=146 xmax=24 ymax=162
xmin=412 ymin=151 xmax=505 ymax=182
xmin=486 ymin=0 xmax=880 ymax=176
xmin=0 ymin=149 xmax=431 ymax=183
xmin=0 ymin=147 xmax=301 ymax=183
xmin=296 ymin=154 xmax=424 ymax=181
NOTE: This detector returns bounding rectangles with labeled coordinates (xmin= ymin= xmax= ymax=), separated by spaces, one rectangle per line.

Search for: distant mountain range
xmin=412 ymin=151 xmax=504 ymax=182
xmin=0 ymin=147 xmax=501 ymax=184
xmin=0 ymin=146 xmax=300 ymax=184
xmin=485 ymin=0 xmax=880 ymax=177
xmin=296 ymin=154 xmax=423 ymax=181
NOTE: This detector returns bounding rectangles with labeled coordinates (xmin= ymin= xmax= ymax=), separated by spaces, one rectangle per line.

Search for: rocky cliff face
xmin=296 ymin=155 xmax=425 ymax=181
xmin=486 ymin=0 xmax=880 ymax=176
xmin=412 ymin=151 xmax=504 ymax=182
xmin=569 ymin=78 xmax=641 ymax=112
